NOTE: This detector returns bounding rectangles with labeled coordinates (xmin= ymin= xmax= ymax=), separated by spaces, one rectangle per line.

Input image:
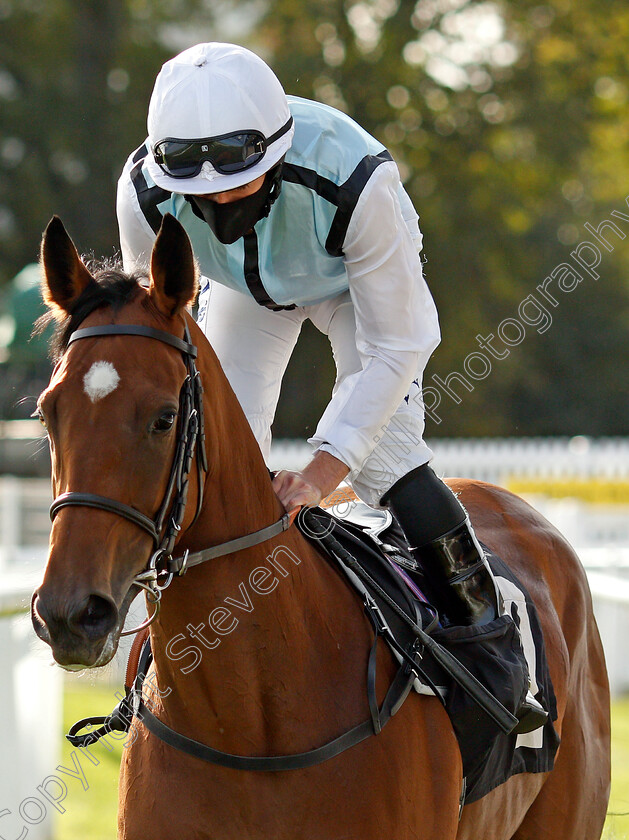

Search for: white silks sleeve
xmin=116 ymin=152 xmax=156 ymax=273
xmin=309 ymin=161 xmax=441 ymax=476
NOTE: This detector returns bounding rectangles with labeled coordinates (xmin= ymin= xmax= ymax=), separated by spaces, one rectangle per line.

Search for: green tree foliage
xmin=0 ymin=0 xmax=224 ymax=416
xmin=0 ymin=0 xmax=627 ymax=435
xmin=0 ymin=0 xmax=224 ymax=279
xmin=256 ymin=0 xmax=629 ymax=437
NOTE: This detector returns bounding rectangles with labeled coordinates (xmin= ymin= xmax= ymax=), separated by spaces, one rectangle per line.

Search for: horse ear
xmin=40 ymin=216 xmax=94 ymax=319
xmin=149 ymin=214 xmax=199 ymax=317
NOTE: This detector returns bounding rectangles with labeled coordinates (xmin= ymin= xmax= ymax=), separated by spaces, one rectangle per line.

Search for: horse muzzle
xmin=31 ymin=587 xmax=120 ymax=669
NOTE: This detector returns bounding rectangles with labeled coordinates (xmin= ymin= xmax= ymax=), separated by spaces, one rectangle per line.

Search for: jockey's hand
xmin=272 ymin=450 xmax=350 ymax=511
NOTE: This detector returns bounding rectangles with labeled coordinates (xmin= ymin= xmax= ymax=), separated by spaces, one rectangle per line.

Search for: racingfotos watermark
xmin=418 ymin=198 xmax=629 ymax=424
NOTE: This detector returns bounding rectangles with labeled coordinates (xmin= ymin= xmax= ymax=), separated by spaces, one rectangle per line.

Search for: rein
xmin=49 ymin=321 xmax=295 ymax=636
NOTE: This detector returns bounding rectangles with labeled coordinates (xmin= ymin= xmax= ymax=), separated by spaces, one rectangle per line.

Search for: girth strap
xmin=67 ymin=605 xmax=417 ymax=770
xmin=134 ymin=680 xmax=408 ymax=771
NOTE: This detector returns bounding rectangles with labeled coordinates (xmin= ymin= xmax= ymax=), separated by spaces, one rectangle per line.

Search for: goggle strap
xmin=265 ymin=115 xmax=294 ymax=146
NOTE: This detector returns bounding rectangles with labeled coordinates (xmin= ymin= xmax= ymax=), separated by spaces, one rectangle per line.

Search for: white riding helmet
xmin=146 ymin=42 xmax=294 ymax=194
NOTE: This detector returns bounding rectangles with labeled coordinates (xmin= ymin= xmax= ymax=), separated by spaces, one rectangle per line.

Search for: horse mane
xmin=35 ymin=260 xmax=148 ymax=362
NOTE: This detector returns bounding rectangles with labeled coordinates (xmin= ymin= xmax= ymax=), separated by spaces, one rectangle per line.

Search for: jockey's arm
xmin=294 ymin=163 xmax=440 ymax=509
xmin=117 ymin=156 xmax=157 ymax=273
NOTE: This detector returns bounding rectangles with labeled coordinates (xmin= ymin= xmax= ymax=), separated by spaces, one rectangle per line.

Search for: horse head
xmin=31 ymin=214 xmax=201 ymax=668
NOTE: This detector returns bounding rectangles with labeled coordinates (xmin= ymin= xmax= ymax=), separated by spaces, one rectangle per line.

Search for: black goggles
xmin=152 ymin=116 xmax=293 ymax=179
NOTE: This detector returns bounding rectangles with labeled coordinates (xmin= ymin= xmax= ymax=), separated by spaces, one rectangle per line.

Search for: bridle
xmin=49 ymin=321 xmax=294 ymax=636
xmin=49 ymin=322 xmax=206 ymax=634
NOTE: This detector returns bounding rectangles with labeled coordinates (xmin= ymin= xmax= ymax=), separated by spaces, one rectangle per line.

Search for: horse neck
xmin=182 ymin=314 xmax=285 ymax=547
xmin=144 ymin=320 xmax=372 ymax=741
xmin=148 ymin=315 xmax=308 ymax=681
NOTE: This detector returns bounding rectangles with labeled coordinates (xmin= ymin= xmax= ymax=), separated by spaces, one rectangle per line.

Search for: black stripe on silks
xmin=242 ymin=232 xmax=294 ymax=311
xmin=326 ymin=150 xmax=393 ymax=256
xmin=132 ymin=143 xmax=148 ymax=164
xmin=130 ymin=146 xmax=172 ymax=234
xmin=282 ymin=150 xmax=393 ymax=257
xmin=282 ymin=164 xmax=341 ymax=206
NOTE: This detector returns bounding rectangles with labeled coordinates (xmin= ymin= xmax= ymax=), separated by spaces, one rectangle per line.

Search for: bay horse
xmin=32 ymin=214 xmax=610 ymax=840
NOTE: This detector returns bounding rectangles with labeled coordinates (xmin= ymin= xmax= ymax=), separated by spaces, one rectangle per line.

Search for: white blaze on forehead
xmin=83 ymin=361 xmax=120 ymax=403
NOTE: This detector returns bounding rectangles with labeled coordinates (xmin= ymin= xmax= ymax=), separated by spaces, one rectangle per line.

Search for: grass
xmin=605 ymin=696 xmax=629 ymax=840
xmin=55 ymin=684 xmax=629 ymax=839
xmin=55 ymin=682 xmax=124 ymax=840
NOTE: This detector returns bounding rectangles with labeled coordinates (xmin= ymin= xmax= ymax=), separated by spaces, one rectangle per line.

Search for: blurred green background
xmin=0 ymin=0 xmax=628 ymax=436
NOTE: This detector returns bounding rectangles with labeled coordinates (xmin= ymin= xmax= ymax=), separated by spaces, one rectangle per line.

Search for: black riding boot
xmin=409 ymin=518 xmax=501 ymax=627
xmin=382 ymin=464 xmax=548 ymax=734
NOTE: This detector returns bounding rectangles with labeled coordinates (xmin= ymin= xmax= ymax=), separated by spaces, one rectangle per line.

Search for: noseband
xmin=49 ymin=322 xmax=208 ymax=635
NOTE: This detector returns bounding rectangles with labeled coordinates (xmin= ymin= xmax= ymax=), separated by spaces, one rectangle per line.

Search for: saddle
xmin=310 ymin=490 xmax=560 ymax=803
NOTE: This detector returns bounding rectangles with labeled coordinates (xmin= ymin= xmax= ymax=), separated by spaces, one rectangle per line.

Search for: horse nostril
xmin=31 ymin=592 xmax=52 ymax=643
xmin=69 ymin=594 xmax=118 ymax=642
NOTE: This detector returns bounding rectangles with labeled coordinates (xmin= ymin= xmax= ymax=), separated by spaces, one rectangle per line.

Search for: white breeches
xmin=197 ymin=281 xmax=433 ymax=507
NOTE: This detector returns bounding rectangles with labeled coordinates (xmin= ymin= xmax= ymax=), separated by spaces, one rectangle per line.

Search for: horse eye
xmin=152 ymin=411 xmax=177 ymax=433
xmin=32 ymin=408 xmax=47 ymax=429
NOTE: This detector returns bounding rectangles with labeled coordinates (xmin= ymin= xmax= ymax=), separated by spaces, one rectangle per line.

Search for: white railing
xmin=269 ymin=436 xmax=629 ymax=484
xmin=2 ymin=427 xmax=629 ymax=482
xmin=0 ymin=575 xmax=61 ymax=840
xmin=588 ymin=572 xmax=629 ymax=696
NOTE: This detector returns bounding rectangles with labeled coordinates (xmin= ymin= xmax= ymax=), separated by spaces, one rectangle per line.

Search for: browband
xmin=67 ymin=325 xmax=197 ymax=358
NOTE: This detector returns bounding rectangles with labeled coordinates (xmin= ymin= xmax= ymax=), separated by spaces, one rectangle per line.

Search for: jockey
xmin=117 ymin=42 xmax=546 ymax=732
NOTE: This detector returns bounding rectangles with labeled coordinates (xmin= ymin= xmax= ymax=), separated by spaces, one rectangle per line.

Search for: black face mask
xmin=187 ymin=162 xmax=283 ymax=245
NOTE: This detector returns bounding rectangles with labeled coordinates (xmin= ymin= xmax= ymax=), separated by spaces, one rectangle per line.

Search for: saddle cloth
xmin=313 ymin=491 xmax=561 ymax=804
